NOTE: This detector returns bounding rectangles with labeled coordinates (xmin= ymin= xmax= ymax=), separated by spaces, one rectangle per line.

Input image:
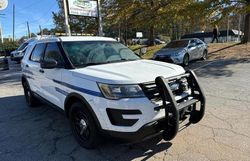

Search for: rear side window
xmin=30 ymin=43 xmax=46 ymax=62
xmin=44 ymin=43 xmax=64 ymax=64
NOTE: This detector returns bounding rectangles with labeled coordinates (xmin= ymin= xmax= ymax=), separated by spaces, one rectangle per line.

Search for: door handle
xmin=39 ymin=69 xmax=44 ymax=73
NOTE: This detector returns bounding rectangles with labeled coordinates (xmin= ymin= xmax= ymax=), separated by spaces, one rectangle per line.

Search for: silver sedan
xmin=152 ymin=38 xmax=208 ymax=66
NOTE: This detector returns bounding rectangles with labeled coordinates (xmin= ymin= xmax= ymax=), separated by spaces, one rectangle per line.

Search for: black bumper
xmin=103 ymin=119 xmax=165 ymax=143
xmin=10 ymin=56 xmax=22 ymax=61
xmin=155 ymin=70 xmax=205 ymax=141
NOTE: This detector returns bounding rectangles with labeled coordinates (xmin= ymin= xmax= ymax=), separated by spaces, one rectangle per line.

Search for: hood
xmin=71 ymin=60 xmax=185 ymax=84
xmin=155 ymin=47 xmax=186 ymax=56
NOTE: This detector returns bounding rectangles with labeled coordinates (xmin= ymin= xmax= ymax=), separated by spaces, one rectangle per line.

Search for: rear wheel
xmin=69 ymin=102 xmax=100 ymax=149
xmin=202 ymin=50 xmax=208 ymax=60
xmin=183 ymin=54 xmax=189 ymax=66
xmin=23 ymin=81 xmax=38 ymax=107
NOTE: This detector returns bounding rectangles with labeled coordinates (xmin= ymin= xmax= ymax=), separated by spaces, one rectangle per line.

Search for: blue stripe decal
xmin=53 ymin=79 xmax=103 ymax=97
xmin=55 ymin=87 xmax=69 ymax=96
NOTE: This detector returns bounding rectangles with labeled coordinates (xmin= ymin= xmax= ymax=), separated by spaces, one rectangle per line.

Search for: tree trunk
xmin=242 ymin=0 xmax=250 ymax=43
xmin=148 ymin=0 xmax=155 ymax=46
xmin=148 ymin=25 xmax=155 ymax=46
xmin=242 ymin=13 xmax=250 ymax=43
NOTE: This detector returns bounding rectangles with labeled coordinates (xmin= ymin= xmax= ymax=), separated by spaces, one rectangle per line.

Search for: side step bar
xmin=155 ymin=70 xmax=206 ymax=141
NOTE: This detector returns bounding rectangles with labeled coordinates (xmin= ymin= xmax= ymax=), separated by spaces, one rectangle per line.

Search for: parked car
xmin=21 ymin=36 xmax=205 ymax=149
xmin=10 ymin=38 xmax=37 ymax=63
xmin=153 ymin=38 xmax=208 ymax=66
xmin=0 ymin=56 xmax=9 ymax=70
xmin=145 ymin=39 xmax=166 ymax=45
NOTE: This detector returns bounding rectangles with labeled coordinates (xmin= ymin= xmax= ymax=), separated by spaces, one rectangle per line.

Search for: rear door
xmin=196 ymin=39 xmax=205 ymax=58
xmin=26 ymin=43 xmax=46 ymax=96
xmin=188 ymin=39 xmax=199 ymax=60
xmin=40 ymin=42 xmax=66 ymax=108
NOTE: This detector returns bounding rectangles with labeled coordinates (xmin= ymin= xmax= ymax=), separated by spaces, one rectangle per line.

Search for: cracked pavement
xmin=0 ymin=59 xmax=250 ymax=161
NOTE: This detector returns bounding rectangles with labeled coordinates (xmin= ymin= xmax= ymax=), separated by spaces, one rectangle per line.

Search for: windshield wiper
xmin=79 ymin=59 xmax=138 ymax=67
xmin=107 ymin=59 xmax=138 ymax=63
xmin=80 ymin=62 xmax=106 ymax=67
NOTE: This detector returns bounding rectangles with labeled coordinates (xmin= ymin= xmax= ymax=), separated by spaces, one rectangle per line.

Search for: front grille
xmin=155 ymin=56 xmax=173 ymax=63
xmin=140 ymin=76 xmax=189 ymax=102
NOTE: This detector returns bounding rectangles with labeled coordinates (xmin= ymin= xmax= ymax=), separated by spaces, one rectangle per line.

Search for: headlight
xmin=19 ymin=52 xmax=23 ymax=56
xmin=98 ymin=83 xmax=145 ymax=100
xmin=173 ymin=50 xmax=186 ymax=57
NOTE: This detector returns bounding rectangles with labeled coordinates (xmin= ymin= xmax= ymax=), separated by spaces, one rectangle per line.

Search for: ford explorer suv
xmin=21 ymin=36 xmax=205 ymax=149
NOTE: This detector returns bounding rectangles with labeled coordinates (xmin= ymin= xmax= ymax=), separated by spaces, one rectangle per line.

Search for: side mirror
xmin=188 ymin=43 xmax=195 ymax=48
xmin=40 ymin=59 xmax=58 ymax=69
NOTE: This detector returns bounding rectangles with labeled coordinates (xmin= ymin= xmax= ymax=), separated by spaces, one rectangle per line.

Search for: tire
xmin=201 ymin=50 xmax=208 ymax=60
xmin=183 ymin=54 xmax=189 ymax=66
xmin=23 ymin=81 xmax=38 ymax=107
xmin=69 ymin=102 xmax=101 ymax=149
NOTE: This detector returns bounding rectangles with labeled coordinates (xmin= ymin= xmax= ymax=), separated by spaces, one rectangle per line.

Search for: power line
xmin=28 ymin=3 xmax=57 ymax=24
xmin=7 ymin=2 xmax=57 ymax=28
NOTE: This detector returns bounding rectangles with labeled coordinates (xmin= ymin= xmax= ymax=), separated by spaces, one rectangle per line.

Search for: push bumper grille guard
xmin=155 ymin=70 xmax=206 ymax=141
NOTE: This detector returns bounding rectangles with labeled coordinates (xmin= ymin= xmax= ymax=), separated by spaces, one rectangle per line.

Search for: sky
xmin=0 ymin=0 xmax=59 ymax=39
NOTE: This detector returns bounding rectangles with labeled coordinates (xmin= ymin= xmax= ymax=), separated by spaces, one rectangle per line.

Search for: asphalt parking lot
xmin=0 ymin=59 xmax=250 ymax=161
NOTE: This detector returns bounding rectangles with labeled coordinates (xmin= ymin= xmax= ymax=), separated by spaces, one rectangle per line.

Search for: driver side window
xmin=44 ymin=43 xmax=64 ymax=65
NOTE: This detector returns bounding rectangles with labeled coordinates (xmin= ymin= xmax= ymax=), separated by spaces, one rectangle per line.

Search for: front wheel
xmin=69 ymin=102 xmax=101 ymax=149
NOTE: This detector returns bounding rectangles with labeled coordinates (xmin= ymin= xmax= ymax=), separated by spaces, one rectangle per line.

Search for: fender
xmin=64 ymin=92 xmax=102 ymax=129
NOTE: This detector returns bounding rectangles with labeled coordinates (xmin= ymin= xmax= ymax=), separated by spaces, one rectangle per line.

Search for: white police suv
xmin=21 ymin=36 xmax=205 ymax=149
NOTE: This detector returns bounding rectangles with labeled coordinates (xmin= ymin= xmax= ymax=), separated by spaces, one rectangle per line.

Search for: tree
xmin=0 ymin=41 xmax=19 ymax=56
xmin=103 ymin=0 xmax=194 ymax=46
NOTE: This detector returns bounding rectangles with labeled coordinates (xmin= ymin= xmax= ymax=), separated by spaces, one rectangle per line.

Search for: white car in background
xmin=11 ymin=38 xmax=37 ymax=62
xmin=21 ymin=36 xmax=206 ymax=149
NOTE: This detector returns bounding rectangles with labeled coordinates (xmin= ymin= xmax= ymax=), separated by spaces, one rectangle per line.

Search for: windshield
xmin=17 ymin=43 xmax=28 ymax=51
xmin=164 ymin=40 xmax=189 ymax=48
xmin=63 ymin=41 xmax=140 ymax=67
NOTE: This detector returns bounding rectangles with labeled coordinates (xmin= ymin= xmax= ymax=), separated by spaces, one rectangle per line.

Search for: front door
xmin=40 ymin=42 xmax=66 ymax=108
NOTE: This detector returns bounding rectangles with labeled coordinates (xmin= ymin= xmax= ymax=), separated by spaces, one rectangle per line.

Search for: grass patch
xmin=129 ymin=44 xmax=165 ymax=59
xmin=142 ymin=44 xmax=165 ymax=59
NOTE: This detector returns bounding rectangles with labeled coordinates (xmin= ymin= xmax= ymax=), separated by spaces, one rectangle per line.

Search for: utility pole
xmin=39 ymin=25 xmax=43 ymax=36
xmin=27 ymin=22 xmax=30 ymax=38
xmin=63 ymin=0 xmax=71 ymax=36
xmin=238 ymin=14 xmax=242 ymax=42
xmin=0 ymin=23 xmax=3 ymax=43
xmin=97 ymin=0 xmax=103 ymax=36
xmin=227 ymin=14 xmax=230 ymax=42
xmin=12 ymin=4 xmax=15 ymax=41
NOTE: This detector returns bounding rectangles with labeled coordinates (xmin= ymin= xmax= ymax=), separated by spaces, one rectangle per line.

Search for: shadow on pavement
xmin=208 ymin=43 xmax=240 ymax=55
xmin=122 ymin=140 xmax=172 ymax=161
xmin=189 ymin=58 xmax=250 ymax=78
xmin=0 ymin=95 xmax=173 ymax=160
